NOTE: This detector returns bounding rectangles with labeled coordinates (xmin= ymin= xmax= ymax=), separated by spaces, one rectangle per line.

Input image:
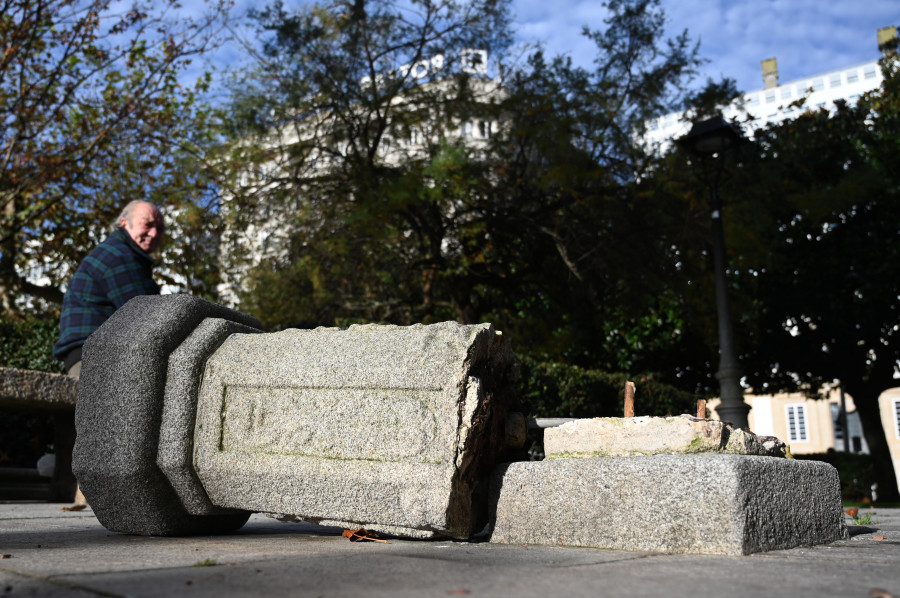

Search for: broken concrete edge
xmin=488 ymin=454 xmax=847 ymax=555
xmin=446 ymin=326 xmax=520 ymax=538
xmin=544 ymin=414 xmax=787 ymax=460
xmin=74 ymin=295 xmax=262 ymax=536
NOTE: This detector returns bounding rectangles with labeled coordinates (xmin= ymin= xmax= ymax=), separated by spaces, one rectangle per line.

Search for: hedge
xmin=0 ymin=315 xmax=64 ymax=373
xmin=516 ymin=355 xmax=699 ymax=418
xmin=0 ymin=315 xmax=63 ymax=468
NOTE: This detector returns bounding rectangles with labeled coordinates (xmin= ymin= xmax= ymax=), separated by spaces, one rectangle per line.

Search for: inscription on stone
xmin=220 ymin=385 xmax=442 ymax=462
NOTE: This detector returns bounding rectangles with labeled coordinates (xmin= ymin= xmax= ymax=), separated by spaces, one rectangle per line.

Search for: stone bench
xmin=0 ymin=367 xmax=78 ymax=501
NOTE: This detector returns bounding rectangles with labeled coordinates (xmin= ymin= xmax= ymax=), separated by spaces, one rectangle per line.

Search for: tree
xmin=0 ymin=0 xmax=230 ymax=312
xmin=222 ymin=0 xmax=703 ymax=380
xmin=735 ymin=59 xmax=900 ymax=500
xmin=219 ymin=0 xmax=515 ymax=323
xmin=654 ymin=58 xmax=900 ymax=499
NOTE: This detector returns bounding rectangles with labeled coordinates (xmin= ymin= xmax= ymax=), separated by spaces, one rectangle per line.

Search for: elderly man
xmin=54 ymin=200 xmax=165 ymax=378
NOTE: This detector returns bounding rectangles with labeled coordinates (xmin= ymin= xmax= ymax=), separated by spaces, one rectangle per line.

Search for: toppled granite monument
xmin=74 ymin=295 xmax=516 ymax=538
xmin=74 ymin=295 xmax=846 ymax=554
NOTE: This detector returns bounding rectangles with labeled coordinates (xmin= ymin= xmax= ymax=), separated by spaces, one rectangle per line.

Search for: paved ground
xmin=0 ymin=502 xmax=898 ymax=598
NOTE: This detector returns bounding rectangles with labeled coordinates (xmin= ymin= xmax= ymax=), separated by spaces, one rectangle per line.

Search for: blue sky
xmin=515 ymin=0 xmax=897 ymax=93
xmin=205 ymin=0 xmax=896 ymax=95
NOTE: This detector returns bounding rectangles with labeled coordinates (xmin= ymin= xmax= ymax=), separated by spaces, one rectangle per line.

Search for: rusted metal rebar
xmin=624 ymin=381 xmax=635 ymax=418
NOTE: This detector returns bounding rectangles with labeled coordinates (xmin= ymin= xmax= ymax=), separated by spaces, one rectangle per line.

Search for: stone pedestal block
xmin=490 ymin=454 xmax=847 ymax=555
xmin=544 ymin=415 xmax=786 ymax=458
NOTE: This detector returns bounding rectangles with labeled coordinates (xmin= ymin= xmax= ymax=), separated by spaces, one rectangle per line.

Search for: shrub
xmin=0 ymin=315 xmax=64 ymax=373
xmin=517 ymin=355 xmax=699 ymax=418
xmin=794 ymin=452 xmax=877 ymax=502
xmin=0 ymin=314 xmax=63 ymax=469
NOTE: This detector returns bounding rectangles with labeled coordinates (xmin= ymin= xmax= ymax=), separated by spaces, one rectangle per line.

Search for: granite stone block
xmin=543 ymin=415 xmax=786 ymax=458
xmin=489 ymin=454 xmax=847 ymax=555
xmin=158 ymin=318 xmax=263 ymax=516
xmin=193 ymin=321 xmax=516 ymax=539
xmin=73 ymin=295 xmax=262 ymax=536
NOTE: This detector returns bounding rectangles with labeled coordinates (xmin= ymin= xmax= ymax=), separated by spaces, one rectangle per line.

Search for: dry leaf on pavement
xmin=342 ymin=528 xmax=389 ymax=543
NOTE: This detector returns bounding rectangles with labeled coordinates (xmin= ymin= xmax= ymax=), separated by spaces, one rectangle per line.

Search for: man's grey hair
xmin=113 ymin=200 xmax=164 ymax=231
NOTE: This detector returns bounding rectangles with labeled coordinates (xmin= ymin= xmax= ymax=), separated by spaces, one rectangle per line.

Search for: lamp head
xmin=677 ymin=116 xmax=744 ymax=157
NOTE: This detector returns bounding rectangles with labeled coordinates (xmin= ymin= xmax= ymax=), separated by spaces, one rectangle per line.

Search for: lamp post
xmin=677 ymin=116 xmax=751 ymax=429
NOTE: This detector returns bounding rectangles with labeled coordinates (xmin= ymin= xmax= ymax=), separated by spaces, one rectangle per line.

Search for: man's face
xmin=121 ymin=203 xmax=164 ymax=253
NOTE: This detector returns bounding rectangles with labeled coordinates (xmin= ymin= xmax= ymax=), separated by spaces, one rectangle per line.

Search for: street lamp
xmin=677 ymin=116 xmax=751 ymax=429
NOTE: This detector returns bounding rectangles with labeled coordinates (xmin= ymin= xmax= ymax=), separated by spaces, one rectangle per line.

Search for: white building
xmin=216 ymin=50 xmax=505 ymax=306
xmin=642 ymin=26 xmax=896 ymax=149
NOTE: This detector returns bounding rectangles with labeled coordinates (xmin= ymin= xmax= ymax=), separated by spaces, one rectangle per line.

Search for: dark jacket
xmin=53 ymin=227 xmax=160 ymax=363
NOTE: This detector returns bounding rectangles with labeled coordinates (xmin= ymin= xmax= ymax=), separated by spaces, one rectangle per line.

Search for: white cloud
xmin=512 ymin=0 xmax=896 ymax=92
xmin=196 ymin=0 xmax=895 ymax=98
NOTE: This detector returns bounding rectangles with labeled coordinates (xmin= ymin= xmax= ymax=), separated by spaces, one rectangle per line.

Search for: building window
xmin=830 ymin=74 xmax=842 ymax=88
xmin=831 ymin=403 xmax=844 ymax=443
xmin=811 ymin=78 xmax=825 ymax=91
xmin=462 ymin=121 xmax=474 ymax=137
xmin=847 ymin=70 xmax=859 ymax=83
xmin=781 ymin=88 xmax=791 ymax=99
xmin=478 ymin=120 xmax=491 ymax=138
xmin=786 ymin=404 xmax=809 ymax=442
xmin=893 ymin=398 xmax=900 ymax=439
xmin=765 ymin=91 xmax=776 ymax=103
xmin=746 ymin=94 xmax=760 ymax=106
xmin=864 ymin=66 xmax=877 ymax=80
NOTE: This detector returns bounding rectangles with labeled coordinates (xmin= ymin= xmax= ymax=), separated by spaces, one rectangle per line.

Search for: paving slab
xmin=1 ymin=502 xmax=898 ymax=598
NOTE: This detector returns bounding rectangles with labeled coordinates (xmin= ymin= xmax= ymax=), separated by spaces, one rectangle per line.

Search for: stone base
xmin=489 ymin=454 xmax=847 ymax=555
xmin=74 ymin=295 xmax=262 ymax=536
xmin=543 ymin=415 xmax=786 ymax=458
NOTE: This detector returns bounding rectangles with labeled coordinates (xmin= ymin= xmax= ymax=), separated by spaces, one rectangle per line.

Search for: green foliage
xmin=0 ymin=315 xmax=64 ymax=373
xmin=517 ymin=356 xmax=698 ymax=418
xmin=795 ymin=452 xmax=877 ymax=502
xmin=0 ymin=314 xmax=62 ymax=469
xmin=225 ymin=0 xmax=705 ymax=384
xmin=645 ymin=58 xmax=900 ymax=499
xmin=0 ymin=0 xmax=231 ymax=312
xmin=852 ymin=512 xmax=872 ymax=525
